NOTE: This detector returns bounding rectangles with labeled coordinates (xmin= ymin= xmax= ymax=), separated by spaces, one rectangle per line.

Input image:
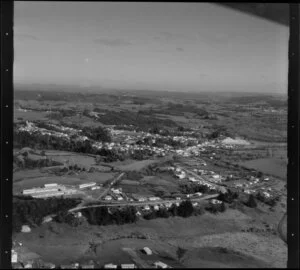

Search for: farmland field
xmin=239 ymin=158 xmax=287 ymax=180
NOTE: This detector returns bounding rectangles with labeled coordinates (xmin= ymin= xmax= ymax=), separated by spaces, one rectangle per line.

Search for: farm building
xmin=104 ymin=263 xmax=117 ymax=269
xmin=44 ymin=183 xmax=58 ymax=188
xmin=120 ymin=264 xmax=136 ymax=269
xmin=32 ymin=191 xmax=64 ymax=198
xmin=79 ymin=182 xmax=96 ymax=189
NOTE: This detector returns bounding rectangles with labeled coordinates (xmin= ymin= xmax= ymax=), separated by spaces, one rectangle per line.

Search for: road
xmin=69 ymin=194 xmax=219 ymax=213
xmin=96 ymin=172 xmax=125 ymax=200
xmin=122 ymin=248 xmax=152 ymax=268
xmin=277 ymin=212 xmax=287 ymax=243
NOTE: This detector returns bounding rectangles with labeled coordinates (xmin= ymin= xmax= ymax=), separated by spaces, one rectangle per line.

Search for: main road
xmin=68 ymin=193 xmax=219 ymax=213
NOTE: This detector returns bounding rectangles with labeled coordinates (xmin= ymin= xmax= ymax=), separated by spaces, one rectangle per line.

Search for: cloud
xmin=93 ymin=38 xmax=132 ymax=47
xmin=176 ymin=47 xmax=184 ymax=52
xmin=15 ymin=34 xmax=39 ymax=41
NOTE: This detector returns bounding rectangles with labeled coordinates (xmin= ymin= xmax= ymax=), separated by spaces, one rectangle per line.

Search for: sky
xmin=14 ymin=2 xmax=289 ymax=93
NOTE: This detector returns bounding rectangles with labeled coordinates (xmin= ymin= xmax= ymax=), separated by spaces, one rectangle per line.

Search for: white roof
xmin=143 ymin=247 xmax=152 ymax=254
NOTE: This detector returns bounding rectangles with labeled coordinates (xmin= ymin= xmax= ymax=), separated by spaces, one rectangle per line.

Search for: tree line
xmin=13 ymin=196 xmax=81 ymax=232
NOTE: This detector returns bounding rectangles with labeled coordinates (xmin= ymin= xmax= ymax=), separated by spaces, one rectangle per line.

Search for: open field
xmin=14 ymin=207 xmax=287 ymax=267
xmin=239 ymin=158 xmax=287 ymax=179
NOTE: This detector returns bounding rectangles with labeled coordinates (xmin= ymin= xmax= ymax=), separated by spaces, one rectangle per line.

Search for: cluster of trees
xmin=143 ymin=200 xmax=197 ymax=220
xmin=255 ymin=192 xmax=279 ymax=207
xmin=81 ymin=126 xmax=111 ymax=142
xmin=207 ymin=125 xmax=234 ymax=140
xmin=54 ymin=211 xmax=82 ymax=227
xmin=244 ymin=194 xmax=258 ymax=208
xmin=217 ymin=190 xmax=239 ymax=204
xmin=81 ymin=206 xmax=137 ymax=226
xmin=13 ymin=196 xmax=81 ymax=232
xmin=205 ymin=202 xmax=226 ymax=214
xmin=179 ymin=183 xmax=217 ymax=195
xmin=14 ymin=154 xmax=62 ymax=169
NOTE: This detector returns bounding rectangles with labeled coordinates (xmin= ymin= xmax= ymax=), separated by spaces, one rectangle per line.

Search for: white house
xmin=142 ymin=247 xmax=153 ymax=255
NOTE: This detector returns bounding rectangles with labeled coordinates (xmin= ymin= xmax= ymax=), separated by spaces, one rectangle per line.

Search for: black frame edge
xmin=0 ymin=1 xmax=13 ymax=269
xmin=287 ymin=3 xmax=300 ymax=269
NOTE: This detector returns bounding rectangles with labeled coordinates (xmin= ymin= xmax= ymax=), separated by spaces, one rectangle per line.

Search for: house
xmin=154 ymin=261 xmax=168 ymax=268
xmin=142 ymin=247 xmax=153 ymax=255
xmin=154 ymin=205 xmax=159 ymax=211
xmin=42 ymin=216 xmax=53 ymax=223
xmin=192 ymin=202 xmax=198 ymax=207
xmin=104 ymin=263 xmax=117 ymax=269
xmin=105 ymin=195 xmax=112 ymax=201
xmin=120 ymin=264 xmax=136 ymax=269
xmin=138 ymin=197 xmax=146 ymax=202
xmin=149 ymin=197 xmax=160 ymax=201
xmin=75 ymin=212 xmax=82 ymax=218
xmin=143 ymin=205 xmax=150 ymax=211
xmin=211 ymin=199 xmax=222 ymax=205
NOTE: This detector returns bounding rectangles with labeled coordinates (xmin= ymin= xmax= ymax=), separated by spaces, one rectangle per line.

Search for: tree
xmin=178 ymin=200 xmax=194 ymax=217
xmin=245 ymin=194 xmax=257 ymax=208
xmin=176 ymin=247 xmax=187 ymax=261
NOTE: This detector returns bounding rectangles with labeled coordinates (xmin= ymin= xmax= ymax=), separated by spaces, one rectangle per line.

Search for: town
xmin=12 ymin=89 xmax=287 ymax=268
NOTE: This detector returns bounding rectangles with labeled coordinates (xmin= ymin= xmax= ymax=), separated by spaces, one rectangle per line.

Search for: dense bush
xmin=255 ymin=192 xmax=278 ymax=207
xmin=143 ymin=200 xmax=195 ymax=220
xmin=217 ymin=190 xmax=239 ymax=204
xmin=13 ymin=197 xmax=81 ymax=232
xmin=180 ymin=183 xmax=216 ymax=195
xmin=81 ymin=206 xmax=137 ymax=226
xmin=244 ymin=194 xmax=257 ymax=208
xmin=54 ymin=210 xmax=81 ymax=227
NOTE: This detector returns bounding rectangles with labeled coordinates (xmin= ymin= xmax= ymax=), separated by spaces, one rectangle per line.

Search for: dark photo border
xmin=0 ymin=2 xmax=299 ymax=269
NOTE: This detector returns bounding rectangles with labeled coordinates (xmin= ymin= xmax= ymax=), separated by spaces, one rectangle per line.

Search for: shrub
xmin=244 ymin=194 xmax=257 ymax=208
